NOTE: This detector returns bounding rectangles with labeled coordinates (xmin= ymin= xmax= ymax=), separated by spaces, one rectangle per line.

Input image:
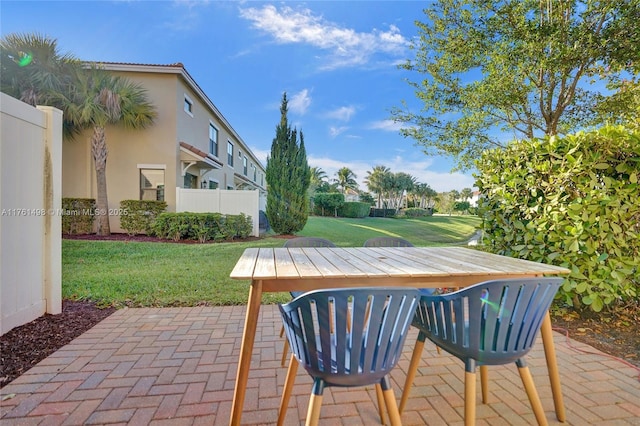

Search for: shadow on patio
xmin=1 ymin=305 xmax=639 ymax=425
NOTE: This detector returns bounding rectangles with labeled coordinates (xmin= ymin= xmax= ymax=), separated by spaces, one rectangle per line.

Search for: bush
xmin=152 ymin=212 xmax=252 ymax=243
xmin=313 ymin=192 xmax=344 ymax=216
xmin=61 ymin=198 xmax=95 ymax=234
xmin=401 ymin=207 xmax=432 ymax=218
xmin=119 ymin=200 xmax=167 ymax=235
xmin=338 ymin=202 xmax=371 ymax=218
xmin=475 ymin=125 xmax=640 ymax=312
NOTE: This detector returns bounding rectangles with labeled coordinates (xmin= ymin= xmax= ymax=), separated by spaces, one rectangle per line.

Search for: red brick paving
xmin=1 ymin=305 xmax=639 ymax=425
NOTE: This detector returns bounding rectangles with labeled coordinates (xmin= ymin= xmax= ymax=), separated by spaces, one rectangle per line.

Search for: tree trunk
xmin=91 ymin=126 xmax=111 ymax=236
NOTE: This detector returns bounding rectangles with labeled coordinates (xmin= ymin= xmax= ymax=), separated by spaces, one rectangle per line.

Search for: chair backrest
xmin=283 ymin=237 xmax=336 ymax=248
xmin=363 ymin=237 xmax=414 ymax=247
xmin=414 ymin=278 xmax=563 ymax=365
xmin=280 ymin=287 xmax=420 ymax=387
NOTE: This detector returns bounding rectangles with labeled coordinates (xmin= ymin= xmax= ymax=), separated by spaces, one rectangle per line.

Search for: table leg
xmin=230 ymin=280 xmax=263 ymax=426
xmin=541 ymin=311 xmax=565 ymax=422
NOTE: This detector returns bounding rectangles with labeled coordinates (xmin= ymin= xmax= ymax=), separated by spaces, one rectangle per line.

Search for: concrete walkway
xmin=1 ymin=305 xmax=639 ymax=425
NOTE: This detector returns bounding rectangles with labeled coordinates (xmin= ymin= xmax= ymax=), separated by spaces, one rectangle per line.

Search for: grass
xmin=62 ymin=215 xmax=481 ymax=308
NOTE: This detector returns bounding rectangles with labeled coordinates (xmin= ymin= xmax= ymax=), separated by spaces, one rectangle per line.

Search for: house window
xmin=184 ymin=95 xmax=193 ymax=116
xmin=251 ymin=163 xmax=257 ymax=181
xmin=227 ymin=184 xmax=234 ymax=190
xmin=208 ymin=180 xmax=219 ymax=189
xmin=227 ymin=141 xmax=234 ymax=167
xmin=209 ymin=123 xmax=218 ymax=157
xmin=140 ymin=168 xmax=165 ymax=201
xmin=243 ymin=156 xmax=248 ymax=175
xmin=183 ymin=172 xmax=197 ymax=189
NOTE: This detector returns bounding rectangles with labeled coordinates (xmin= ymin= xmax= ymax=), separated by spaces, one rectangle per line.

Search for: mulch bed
xmin=0 ymin=301 xmax=115 ymax=388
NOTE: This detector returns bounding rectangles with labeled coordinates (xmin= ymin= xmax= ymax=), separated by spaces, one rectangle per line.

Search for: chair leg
xmin=517 ymin=361 xmax=548 ymax=426
xmin=305 ymin=394 xmax=323 ymax=426
xmin=381 ymin=377 xmax=402 ymax=426
xmin=399 ymin=336 xmax=426 ymax=414
xmin=464 ymin=370 xmax=476 ymax=426
xmin=277 ymin=355 xmax=299 ymax=426
xmin=305 ymin=379 xmax=325 ymax=426
xmin=280 ymin=338 xmax=290 ymax=367
xmin=375 ymin=383 xmax=386 ymax=425
xmin=480 ymin=365 xmax=489 ymax=404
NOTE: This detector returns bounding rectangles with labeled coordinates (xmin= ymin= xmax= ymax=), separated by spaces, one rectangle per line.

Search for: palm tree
xmin=334 ymin=167 xmax=358 ymax=194
xmin=460 ymin=187 xmax=474 ymax=201
xmin=310 ymin=167 xmax=328 ymax=187
xmin=364 ymin=165 xmax=391 ymax=208
xmin=57 ymin=66 xmax=157 ymax=235
xmin=0 ymin=32 xmax=78 ymax=107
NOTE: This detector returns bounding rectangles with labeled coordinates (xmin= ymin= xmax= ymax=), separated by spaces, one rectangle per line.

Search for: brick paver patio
xmin=1 ymin=305 xmax=639 ymax=425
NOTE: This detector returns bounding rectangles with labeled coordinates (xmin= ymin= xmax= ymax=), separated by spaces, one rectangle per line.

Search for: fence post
xmin=38 ymin=106 xmax=63 ymax=315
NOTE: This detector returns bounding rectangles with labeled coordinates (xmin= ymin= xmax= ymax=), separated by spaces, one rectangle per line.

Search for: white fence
xmin=175 ymin=187 xmax=260 ymax=237
xmin=1 ymin=93 xmax=62 ymax=335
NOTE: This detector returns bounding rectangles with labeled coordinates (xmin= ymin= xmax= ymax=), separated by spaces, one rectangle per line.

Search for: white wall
xmin=1 ymin=93 xmax=62 ymax=335
xmin=175 ymin=188 xmax=260 ymax=237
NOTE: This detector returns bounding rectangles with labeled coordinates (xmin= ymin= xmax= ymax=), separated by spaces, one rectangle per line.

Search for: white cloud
xmin=239 ymin=5 xmax=409 ymax=69
xmin=325 ymin=105 xmax=356 ymax=122
xmin=289 ymin=89 xmax=312 ymax=115
xmin=250 ymin=147 xmax=269 ymax=167
xmin=329 ymin=126 xmax=349 ymax=138
xmin=368 ymin=119 xmax=404 ymax=132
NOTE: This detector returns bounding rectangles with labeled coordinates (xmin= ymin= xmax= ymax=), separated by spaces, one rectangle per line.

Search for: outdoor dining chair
xmin=399 ymin=277 xmax=563 ymax=426
xmin=277 ymin=287 xmax=421 ymax=426
xmin=279 ymin=237 xmax=337 ymax=366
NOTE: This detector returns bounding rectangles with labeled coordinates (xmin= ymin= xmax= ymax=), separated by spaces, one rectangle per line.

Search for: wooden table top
xmin=230 ymin=247 xmax=570 ymax=291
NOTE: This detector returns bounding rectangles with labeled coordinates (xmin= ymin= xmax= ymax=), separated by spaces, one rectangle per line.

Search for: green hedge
xmin=61 ymin=198 xmax=95 ymax=234
xmin=312 ymin=193 xmax=344 ymax=216
xmin=119 ymin=200 xmax=167 ymax=235
xmin=401 ymin=207 xmax=432 ymax=218
xmin=338 ymin=202 xmax=371 ymax=218
xmin=152 ymin=212 xmax=253 ymax=243
xmin=475 ymin=125 xmax=640 ymax=312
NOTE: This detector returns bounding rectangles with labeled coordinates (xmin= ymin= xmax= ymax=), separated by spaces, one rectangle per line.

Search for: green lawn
xmin=63 ymin=215 xmax=480 ymax=308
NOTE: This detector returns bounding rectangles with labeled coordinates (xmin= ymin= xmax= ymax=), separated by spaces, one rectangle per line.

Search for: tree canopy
xmin=265 ymin=93 xmax=311 ymax=234
xmin=391 ymin=0 xmax=640 ymax=170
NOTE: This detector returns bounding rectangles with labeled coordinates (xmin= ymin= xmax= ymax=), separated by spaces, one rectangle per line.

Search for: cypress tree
xmin=266 ymin=93 xmax=311 ymax=234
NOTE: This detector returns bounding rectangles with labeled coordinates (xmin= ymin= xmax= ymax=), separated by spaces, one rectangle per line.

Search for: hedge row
xmin=119 ymin=200 xmax=167 ymax=235
xmin=475 ymin=125 xmax=639 ymax=312
xmin=61 ymin=198 xmax=95 ymax=234
xmin=400 ymin=207 xmax=433 ymax=218
xmin=152 ymin=212 xmax=253 ymax=243
xmin=338 ymin=202 xmax=371 ymax=218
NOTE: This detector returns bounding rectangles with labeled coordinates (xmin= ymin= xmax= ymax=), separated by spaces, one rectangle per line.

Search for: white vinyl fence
xmin=1 ymin=93 xmax=62 ymax=335
xmin=175 ymin=187 xmax=260 ymax=237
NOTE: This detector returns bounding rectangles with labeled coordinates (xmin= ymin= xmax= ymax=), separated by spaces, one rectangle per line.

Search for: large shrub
xmin=338 ymin=202 xmax=370 ymax=218
xmin=119 ymin=200 xmax=167 ymax=235
xmin=475 ymin=126 xmax=639 ymax=311
xmin=61 ymin=198 xmax=95 ymax=234
xmin=152 ymin=212 xmax=252 ymax=243
xmin=312 ymin=192 xmax=344 ymax=216
xmin=400 ymin=207 xmax=432 ymax=218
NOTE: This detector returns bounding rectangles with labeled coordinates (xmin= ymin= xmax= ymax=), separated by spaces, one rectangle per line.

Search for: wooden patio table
xmin=229 ymin=246 xmax=570 ymax=425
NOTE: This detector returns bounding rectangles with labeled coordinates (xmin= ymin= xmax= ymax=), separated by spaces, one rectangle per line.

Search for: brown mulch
xmin=0 ymin=300 xmax=116 ymax=388
xmin=1 ymin=233 xmax=638 ymax=389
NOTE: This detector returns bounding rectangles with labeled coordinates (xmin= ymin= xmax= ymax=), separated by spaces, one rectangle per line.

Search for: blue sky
xmin=1 ymin=0 xmax=477 ymax=192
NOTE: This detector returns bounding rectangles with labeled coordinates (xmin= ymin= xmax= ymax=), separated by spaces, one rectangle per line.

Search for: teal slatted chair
xmin=399 ymin=278 xmax=563 ymax=426
xmin=277 ymin=287 xmax=420 ymax=426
